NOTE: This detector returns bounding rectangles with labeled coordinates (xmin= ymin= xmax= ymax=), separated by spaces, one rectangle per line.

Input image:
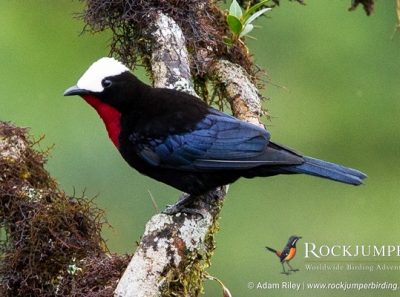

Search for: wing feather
xmin=134 ymin=108 xmax=302 ymax=171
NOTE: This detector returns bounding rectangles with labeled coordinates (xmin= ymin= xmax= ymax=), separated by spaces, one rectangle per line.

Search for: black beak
xmin=63 ymin=85 xmax=89 ymax=96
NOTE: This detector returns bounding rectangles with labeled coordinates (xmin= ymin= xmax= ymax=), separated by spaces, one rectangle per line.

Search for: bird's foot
xmin=289 ymin=268 xmax=299 ymax=272
xmin=162 ymin=193 xmax=206 ymax=218
xmin=163 ymin=204 xmax=206 ymax=217
xmin=281 ymin=271 xmax=290 ymax=275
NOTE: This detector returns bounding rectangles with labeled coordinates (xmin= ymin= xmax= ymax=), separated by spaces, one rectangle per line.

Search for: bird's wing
xmin=280 ymin=245 xmax=291 ymax=261
xmin=134 ymin=109 xmax=300 ymax=171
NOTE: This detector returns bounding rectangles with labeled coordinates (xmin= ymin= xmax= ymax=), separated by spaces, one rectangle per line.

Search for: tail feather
xmin=286 ymin=156 xmax=367 ymax=185
xmin=266 ymin=246 xmax=282 ymax=257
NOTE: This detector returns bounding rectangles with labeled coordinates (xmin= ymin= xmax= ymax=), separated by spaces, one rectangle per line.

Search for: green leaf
xmin=229 ymin=0 xmax=243 ymax=19
xmin=223 ymin=37 xmax=234 ymax=45
xmin=227 ymin=15 xmax=243 ymax=35
xmin=243 ymin=0 xmax=271 ymax=22
xmin=244 ymin=7 xmax=271 ymax=27
xmin=239 ymin=23 xmax=254 ymax=37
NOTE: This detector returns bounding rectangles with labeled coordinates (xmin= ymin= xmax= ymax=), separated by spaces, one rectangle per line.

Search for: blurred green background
xmin=1 ymin=1 xmax=399 ymax=296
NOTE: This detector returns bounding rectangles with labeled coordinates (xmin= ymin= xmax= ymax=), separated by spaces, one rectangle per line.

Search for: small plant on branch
xmin=225 ymin=0 xmax=272 ymax=45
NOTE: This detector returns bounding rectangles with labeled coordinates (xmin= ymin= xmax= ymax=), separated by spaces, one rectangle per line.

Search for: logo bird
xmin=64 ymin=57 xmax=366 ymax=213
xmin=266 ymin=236 xmax=302 ymax=275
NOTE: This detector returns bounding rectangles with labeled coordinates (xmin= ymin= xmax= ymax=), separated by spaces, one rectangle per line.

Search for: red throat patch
xmin=82 ymin=95 xmax=121 ymax=148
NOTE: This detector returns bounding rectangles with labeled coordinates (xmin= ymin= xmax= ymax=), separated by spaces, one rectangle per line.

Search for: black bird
xmin=64 ymin=57 xmax=366 ymax=212
xmin=266 ymin=235 xmax=302 ymax=275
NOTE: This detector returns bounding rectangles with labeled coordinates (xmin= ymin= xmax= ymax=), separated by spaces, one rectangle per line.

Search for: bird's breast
xmin=82 ymin=95 xmax=122 ymax=148
xmin=285 ymin=248 xmax=297 ymax=261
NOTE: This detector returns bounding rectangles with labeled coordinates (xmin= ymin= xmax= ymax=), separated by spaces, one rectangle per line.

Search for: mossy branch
xmin=0 ymin=122 xmax=129 ymax=297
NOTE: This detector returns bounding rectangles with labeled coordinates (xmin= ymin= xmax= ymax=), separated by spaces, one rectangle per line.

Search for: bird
xmin=266 ymin=235 xmax=302 ymax=275
xmin=64 ymin=57 xmax=366 ymax=213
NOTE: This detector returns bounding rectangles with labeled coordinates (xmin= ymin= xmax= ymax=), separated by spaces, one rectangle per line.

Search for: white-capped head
xmin=76 ymin=57 xmax=129 ymax=93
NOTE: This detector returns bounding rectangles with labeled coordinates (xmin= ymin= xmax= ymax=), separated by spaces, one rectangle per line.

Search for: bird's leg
xmin=281 ymin=263 xmax=290 ymax=275
xmin=162 ymin=193 xmax=206 ymax=217
xmin=287 ymin=262 xmax=299 ymax=272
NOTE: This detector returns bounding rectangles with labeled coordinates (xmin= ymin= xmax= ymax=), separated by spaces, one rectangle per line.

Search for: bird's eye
xmin=102 ymin=79 xmax=112 ymax=88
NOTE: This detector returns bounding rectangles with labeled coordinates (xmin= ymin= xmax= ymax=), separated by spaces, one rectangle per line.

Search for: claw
xmin=162 ymin=193 xmax=206 ymax=218
xmin=162 ymin=204 xmax=206 ymax=218
xmin=281 ymin=271 xmax=290 ymax=275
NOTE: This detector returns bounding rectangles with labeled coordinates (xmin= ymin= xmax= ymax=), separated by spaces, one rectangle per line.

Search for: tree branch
xmin=115 ymin=11 xmax=264 ymax=297
xmin=210 ymin=59 xmax=264 ymax=127
xmin=146 ymin=12 xmax=197 ymax=96
xmin=115 ymin=12 xmax=225 ymax=297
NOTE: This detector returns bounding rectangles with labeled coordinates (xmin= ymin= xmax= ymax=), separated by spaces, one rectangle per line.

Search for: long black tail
xmin=286 ymin=156 xmax=367 ymax=185
xmin=266 ymin=246 xmax=277 ymax=253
